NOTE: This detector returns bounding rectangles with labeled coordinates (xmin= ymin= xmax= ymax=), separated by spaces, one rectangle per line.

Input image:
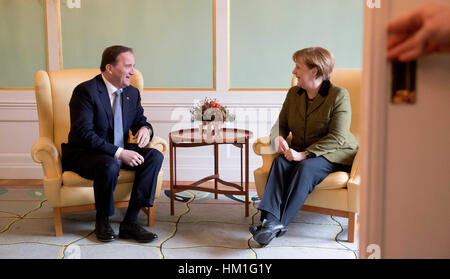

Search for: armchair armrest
xmin=253 ymin=136 xmax=278 ymax=172
xmin=347 ymin=151 xmax=361 ymax=186
xmin=253 ymin=136 xmax=273 ymax=155
xmin=347 ymin=151 xmax=361 ymax=213
xmin=31 ymin=137 xmax=62 ymax=179
xmin=253 ymin=134 xmax=293 ymax=156
xmin=146 ymin=135 xmax=168 ymax=155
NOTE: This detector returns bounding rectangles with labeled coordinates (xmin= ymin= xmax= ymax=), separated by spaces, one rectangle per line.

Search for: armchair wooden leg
xmin=149 ymin=207 xmax=155 ymax=227
xmin=145 ymin=205 xmax=156 ymax=227
xmin=53 ymin=208 xmax=63 ymax=237
xmin=348 ymin=212 xmax=357 ymax=243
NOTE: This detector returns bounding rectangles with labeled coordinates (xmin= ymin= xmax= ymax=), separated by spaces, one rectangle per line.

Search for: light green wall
xmin=230 ymin=0 xmax=364 ymax=88
xmin=0 ymin=0 xmax=46 ymax=88
xmin=0 ymin=0 xmax=363 ymax=89
xmin=60 ymin=0 xmax=214 ymax=89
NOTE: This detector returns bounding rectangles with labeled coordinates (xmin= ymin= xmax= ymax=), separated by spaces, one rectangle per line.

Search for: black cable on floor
xmin=330 ymin=215 xmax=358 ymax=259
xmin=247 ymin=199 xmax=260 ymax=258
xmin=158 ymin=191 xmax=195 ymax=259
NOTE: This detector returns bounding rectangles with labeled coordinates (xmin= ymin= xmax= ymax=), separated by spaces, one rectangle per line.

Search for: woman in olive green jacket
xmin=250 ymin=47 xmax=359 ymax=247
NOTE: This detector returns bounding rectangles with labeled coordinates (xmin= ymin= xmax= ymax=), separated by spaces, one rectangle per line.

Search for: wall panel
xmin=0 ymin=0 xmax=46 ymax=88
xmin=60 ymin=0 xmax=214 ymax=89
xmin=229 ymin=0 xmax=363 ymax=89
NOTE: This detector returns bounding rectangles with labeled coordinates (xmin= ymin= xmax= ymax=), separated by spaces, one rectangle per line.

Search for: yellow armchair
xmin=253 ymin=69 xmax=361 ymax=242
xmin=31 ymin=69 xmax=167 ymax=236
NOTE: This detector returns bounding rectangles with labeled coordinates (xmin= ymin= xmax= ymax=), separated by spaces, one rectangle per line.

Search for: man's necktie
xmin=113 ymin=90 xmax=124 ymax=148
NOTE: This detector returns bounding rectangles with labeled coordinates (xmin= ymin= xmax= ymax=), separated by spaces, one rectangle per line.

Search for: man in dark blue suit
xmin=61 ymin=45 xmax=163 ymax=243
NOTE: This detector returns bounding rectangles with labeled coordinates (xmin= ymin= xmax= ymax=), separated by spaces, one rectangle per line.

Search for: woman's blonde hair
xmin=292 ymin=47 xmax=335 ymax=80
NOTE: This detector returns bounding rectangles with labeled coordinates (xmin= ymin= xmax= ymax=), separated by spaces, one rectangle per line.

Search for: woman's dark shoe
xmin=252 ymin=219 xmax=287 ymax=247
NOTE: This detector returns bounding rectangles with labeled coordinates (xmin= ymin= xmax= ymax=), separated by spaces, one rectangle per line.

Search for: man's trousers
xmin=63 ymin=144 xmax=164 ymax=218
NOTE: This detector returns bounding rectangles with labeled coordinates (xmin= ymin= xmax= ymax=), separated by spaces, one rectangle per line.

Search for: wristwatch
xmin=304 ymin=151 xmax=316 ymax=159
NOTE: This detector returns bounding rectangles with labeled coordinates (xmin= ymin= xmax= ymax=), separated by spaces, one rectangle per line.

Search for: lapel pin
xmin=126 ymin=96 xmax=130 ymax=100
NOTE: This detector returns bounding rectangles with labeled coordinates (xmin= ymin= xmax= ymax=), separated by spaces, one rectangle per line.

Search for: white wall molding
xmin=358 ymin=1 xmax=390 ymax=259
xmin=0 ymin=153 xmax=43 ymax=179
xmin=44 ymin=0 xmax=62 ymax=71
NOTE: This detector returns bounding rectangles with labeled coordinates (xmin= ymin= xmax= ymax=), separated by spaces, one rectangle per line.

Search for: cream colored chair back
xmin=291 ymin=68 xmax=361 ymax=138
xmin=34 ymin=69 xmax=144 ymax=155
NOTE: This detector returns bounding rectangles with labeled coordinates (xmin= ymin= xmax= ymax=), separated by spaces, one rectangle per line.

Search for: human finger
xmin=136 ymin=130 xmax=144 ymax=144
xmin=132 ymin=157 xmax=140 ymax=166
xmin=134 ymin=154 xmax=144 ymax=165
xmin=285 ymin=154 xmax=292 ymax=161
xmin=143 ymin=135 xmax=150 ymax=146
xmin=275 ymin=137 xmax=284 ymax=153
xmin=387 ymin=32 xmax=409 ymax=50
xmin=387 ymin=8 xmax=423 ymax=34
xmin=127 ymin=157 xmax=136 ymax=167
xmin=280 ymin=139 xmax=288 ymax=152
xmin=137 ymin=134 xmax=147 ymax=148
xmin=398 ymin=46 xmax=423 ymax=62
xmin=283 ymin=152 xmax=290 ymax=161
xmin=387 ymin=28 xmax=426 ymax=61
xmin=128 ymin=152 xmax=142 ymax=166
xmin=130 ymin=159 xmax=139 ymax=167
xmin=285 ymin=149 xmax=292 ymax=160
xmin=137 ymin=153 xmax=145 ymax=164
xmin=140 ymin=139 xmax=149 ymax=148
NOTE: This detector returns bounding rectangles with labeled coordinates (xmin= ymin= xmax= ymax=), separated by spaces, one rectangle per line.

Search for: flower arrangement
xmin=190 ymin=97 xmax=235 ymax=122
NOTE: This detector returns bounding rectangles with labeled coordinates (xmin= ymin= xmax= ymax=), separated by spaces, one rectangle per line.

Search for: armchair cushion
xmin=315 ymin=171 xmax=349 ymax=190
xmin=62 ymin=169 xmax=135 ymax=187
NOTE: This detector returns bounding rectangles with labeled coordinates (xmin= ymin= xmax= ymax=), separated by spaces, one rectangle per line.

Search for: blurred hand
xmin=134 ymin=126 xmax=152 ymax=148
xmin=283 ymin=149 xmax=306 ymax=162
xmin=387 ymin=3 xmax=450 ymax=62
xmin=119 ymin=149 xmax=144 ymax=167
xmin=274 ymin=136 xmax=289 ymax=154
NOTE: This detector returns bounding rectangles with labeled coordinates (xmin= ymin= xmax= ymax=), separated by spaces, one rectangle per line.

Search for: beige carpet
xmin=0 ymin=187 xmax=358 ymax=259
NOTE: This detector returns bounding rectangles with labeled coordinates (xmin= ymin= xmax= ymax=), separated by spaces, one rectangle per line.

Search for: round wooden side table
xmin=168 ymin=128 xmax=253 ymax=216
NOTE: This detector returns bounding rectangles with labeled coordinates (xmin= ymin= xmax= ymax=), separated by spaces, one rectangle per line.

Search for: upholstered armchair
xmin=31 ymin=69 xmax=167 ymax=236
xmin=253 ymin=69 xmax=361 ymax=242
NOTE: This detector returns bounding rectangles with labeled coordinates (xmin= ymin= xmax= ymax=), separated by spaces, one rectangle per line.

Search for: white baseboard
xmin=0 ymin=153 xmax=43 ymax=178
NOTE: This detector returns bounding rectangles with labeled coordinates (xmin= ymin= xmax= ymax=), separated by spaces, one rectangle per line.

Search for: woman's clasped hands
xmin=274 ymin=136 xmax=307 ymax=162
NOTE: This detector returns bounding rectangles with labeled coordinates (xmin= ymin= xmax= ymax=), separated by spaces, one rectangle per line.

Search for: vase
xmin=213 ymin=121 xmax=223 ymax=138
xmin=199 ymin=121 xmax=223 ymax=141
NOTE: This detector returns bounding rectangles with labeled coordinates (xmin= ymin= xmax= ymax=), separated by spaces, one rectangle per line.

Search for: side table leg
xmin=245 ymin=138 xmax=249 ymax=217
xmin=214 ymin=143 xmax=218 ymax=199
xmin=169 ymin=138 xmax=175 ymax=216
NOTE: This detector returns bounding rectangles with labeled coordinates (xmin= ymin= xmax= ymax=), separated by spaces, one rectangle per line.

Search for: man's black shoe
xmin=252 ymin=219 xmax=287 ymax=247
xmin=95 ymin=219 xmax=115 ymax=242
xmin=119 ymin=221 xmax=158 ymax=243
